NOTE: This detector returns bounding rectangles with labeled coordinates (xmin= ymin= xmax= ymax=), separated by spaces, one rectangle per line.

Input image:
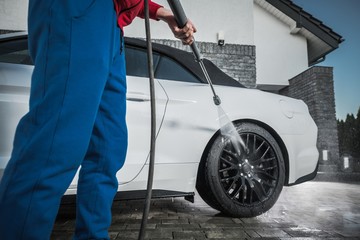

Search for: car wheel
xmin=197 ymin=122 xmax=285 ymax=217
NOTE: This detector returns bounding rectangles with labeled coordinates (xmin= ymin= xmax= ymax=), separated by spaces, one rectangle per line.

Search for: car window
xmin=0 ymin=39 xmax=32 ymax=65
xmin=0 ymin=38 xmax=201 ymax=84
xmin=125 ymin=46 xmax=160 ymax=78
xmin=125 ymin=45 xmax=201 ymax=83
xmin=155 ymin=55 xmax=200 ymax=83
xmin=0 ymin=49 xmax=32 ymax=65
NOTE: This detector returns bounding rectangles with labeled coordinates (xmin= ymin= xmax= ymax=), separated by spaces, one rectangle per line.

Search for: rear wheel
xmin=197 ymin=122 xmax=285 ymax=217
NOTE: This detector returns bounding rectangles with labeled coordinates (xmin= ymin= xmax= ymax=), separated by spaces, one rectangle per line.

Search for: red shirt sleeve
xmin=137 ymin=1 xmax=163 ymax=20
xmin=114 ymin=0 xmax=163 ymax=29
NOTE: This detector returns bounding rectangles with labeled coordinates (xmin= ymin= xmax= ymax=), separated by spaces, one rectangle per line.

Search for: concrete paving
xmin=52 ymin=181 xmax=360 ymax=239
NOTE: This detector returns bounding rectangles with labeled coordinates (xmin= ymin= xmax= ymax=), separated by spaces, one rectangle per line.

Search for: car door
xmin=116 ymin=46 xmax=168 ymax=185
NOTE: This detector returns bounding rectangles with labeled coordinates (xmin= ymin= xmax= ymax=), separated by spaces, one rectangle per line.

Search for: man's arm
xmin=155 ymin=7 xmax=197 ymax=45
xmin=136 ymin=1 xmax=197 ymax=45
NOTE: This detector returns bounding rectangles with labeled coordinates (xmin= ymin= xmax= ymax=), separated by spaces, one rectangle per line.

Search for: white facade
xmin=0 ymin=0 xmax=28 ymax=30
xmin=126 ymin=0 xmax=255 ymax=45
xmin=0 ymin=0 xmax=310 ymax=87
xmin=253 ymin=3 xmax=308 ymax=86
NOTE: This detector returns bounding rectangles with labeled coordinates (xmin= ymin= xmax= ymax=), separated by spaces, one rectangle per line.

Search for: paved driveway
xmin=52 ymin=181 xmax=360 ymax=239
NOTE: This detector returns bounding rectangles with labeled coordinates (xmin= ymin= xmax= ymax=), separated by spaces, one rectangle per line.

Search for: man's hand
xmin=156 ymin=7 xmax=197 ymax=45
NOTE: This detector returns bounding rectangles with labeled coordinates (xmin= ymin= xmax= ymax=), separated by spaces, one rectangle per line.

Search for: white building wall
xmin=1 ymin=0 xmax=254 ymax=44
xmin=253 ymin=3 xmax=308 ymax=86
xmin=125 ymin=0 xmax=255 ymax=45
xmin=0 ymin=0 xmax=28 ymax=30
xmin=0 ymin=0 xmax=311 ymax=87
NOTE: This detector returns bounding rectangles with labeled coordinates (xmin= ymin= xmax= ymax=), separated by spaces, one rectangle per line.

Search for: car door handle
xmin=126 ymin=92 xmax=150 ymax=102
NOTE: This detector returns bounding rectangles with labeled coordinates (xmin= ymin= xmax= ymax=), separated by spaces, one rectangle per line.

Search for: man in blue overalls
xmin=0 ymin=0 xmax=196 ymax=239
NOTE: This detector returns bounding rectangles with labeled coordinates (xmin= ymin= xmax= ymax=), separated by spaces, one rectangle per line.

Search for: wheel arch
xmin=197 ymin=119 xmax=290 ymax=187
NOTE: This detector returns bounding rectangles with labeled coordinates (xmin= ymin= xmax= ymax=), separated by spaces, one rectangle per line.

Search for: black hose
xmin=138 ymin=0 xmax=156 ymax=239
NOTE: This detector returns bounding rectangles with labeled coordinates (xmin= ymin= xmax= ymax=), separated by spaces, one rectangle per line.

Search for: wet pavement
xmin=52 ymin=181 xmax=360 ymax=239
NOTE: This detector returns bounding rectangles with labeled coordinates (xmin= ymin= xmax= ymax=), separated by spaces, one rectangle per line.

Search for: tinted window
xmin=155 ymin=55 xmax=200 ymax=83
xmin=0 ymin=39 xmax=32 ymax=65
xmin=125 ymin=46 xmax=160 ymax=78
xmin=0 ymin=39 xmax=200 ymax=84
xmin=125 ymin=46 xmax=200 ymax=83
xmin=0 ymin=50 xmax=32 ymax=65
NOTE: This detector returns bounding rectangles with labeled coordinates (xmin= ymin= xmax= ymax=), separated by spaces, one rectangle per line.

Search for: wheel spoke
xmin=249 ymin=187 xmax=253 ymax=204
xmin=253 ymin=135 xmax=257 ymax=152
xmin=251 ymin=180 xmax=267 ymax=201
xmin=252 ymin=156 xmax=276 ymax=166
xmin=220 ymin=156 xmax=236 ymax=167
xmin=241 ymin=180 xmax=247 ymax=203
xmin=262 ymin=180 xmax=276 ymax=188
xmin=219 ymin=166 xmax=236 ymax=173
xmin=238 ymin=134 xmax=249 ymax=153
xmin=232 ymin=178 xmax=245 ymax=200
xmin=223 ymin=149 xmax=238 ymax=159
xmin=245 ymin=133 xmax=250 ymax=150
xmin=262 ymin=156 xmax=276 ymax=163
xmin=251 ymin=146 xmax=272 ymax=166
xmin=261 ymin=165 xmax=278 ymax=171
xmin=253 ymin=175 xmax=276 ymax=188
xmin=255 ymin=140 xmax=265 ymax=152
xmin=228 ymin=178 xmax=237 ymax=190
xmin=221 ymin=175 xmax=238 ymax=182
xmin=254 ymin=169 xmax=277 ymax=180
xmin=260 ymin=146 xmax=271 ymax=159
xmin=227 ymin=177 xmax=242 ymax=199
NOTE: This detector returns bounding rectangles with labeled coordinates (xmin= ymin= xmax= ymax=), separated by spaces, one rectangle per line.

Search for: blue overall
xmin=0 ymin=0 xmax=128 ymax=239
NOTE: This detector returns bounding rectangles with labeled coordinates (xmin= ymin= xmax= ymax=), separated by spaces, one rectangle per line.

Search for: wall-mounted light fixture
xmin=343 ymin=156 xmax=349 ymax=169
xmin=217 ymin=31 xmax=225 ymax=46
xmin=322 ymin=150 xmax=328 ymax=161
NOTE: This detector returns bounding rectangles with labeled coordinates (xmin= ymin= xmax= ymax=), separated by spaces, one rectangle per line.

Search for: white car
xmin=0 ymin=32 xmax=319 ymax=217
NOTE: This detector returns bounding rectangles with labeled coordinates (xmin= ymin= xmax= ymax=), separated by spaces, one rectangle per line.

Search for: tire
xmin=196 ymin=122 xmax=285 ymax=217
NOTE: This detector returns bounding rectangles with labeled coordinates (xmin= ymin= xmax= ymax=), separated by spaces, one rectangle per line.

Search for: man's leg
xmin=75 ymin=32 xmax=128 ymax=239
xmin=0 ymin=0 xmax=117 ymax=239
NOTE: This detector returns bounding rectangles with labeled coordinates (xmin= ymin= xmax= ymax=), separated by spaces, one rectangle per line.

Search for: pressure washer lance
xmin=167 ymin=0 xmax=248 ymax=155
xmin=167 ymin=0 xmax=221 ymax=106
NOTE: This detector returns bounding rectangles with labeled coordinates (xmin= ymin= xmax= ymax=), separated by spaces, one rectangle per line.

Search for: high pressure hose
xmin=138 ymin=1 xmax=226 ymax=239
xmin=138 ymin=0 xmax=156 ymax=239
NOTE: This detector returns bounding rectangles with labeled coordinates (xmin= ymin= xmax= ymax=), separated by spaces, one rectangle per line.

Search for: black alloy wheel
xmin=196 ymin=122 xmax=285 ymax=217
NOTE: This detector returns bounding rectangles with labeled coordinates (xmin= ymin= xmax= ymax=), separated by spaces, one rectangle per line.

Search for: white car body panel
xmin=155 ymin=79 xmax=319 ymax=185
xmin=0 ymin=50 xmax=319 ymax=195
xmin=0 ymin=63 xmax=32 ymax=171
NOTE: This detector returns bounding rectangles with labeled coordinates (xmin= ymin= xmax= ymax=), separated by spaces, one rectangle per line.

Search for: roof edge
xmin=265 ymin=0 xmax=344 ymax=48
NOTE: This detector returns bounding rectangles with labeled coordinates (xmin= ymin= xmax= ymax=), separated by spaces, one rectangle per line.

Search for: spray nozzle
xmin=213 ymin=95 xmax=221 ymax=105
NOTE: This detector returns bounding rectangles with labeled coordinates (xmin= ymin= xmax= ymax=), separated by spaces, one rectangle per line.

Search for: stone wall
xmin=151 ymin=39 xmax=257 ymax=88
xmin=280 ymin=66 xmax=340 ymax=170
